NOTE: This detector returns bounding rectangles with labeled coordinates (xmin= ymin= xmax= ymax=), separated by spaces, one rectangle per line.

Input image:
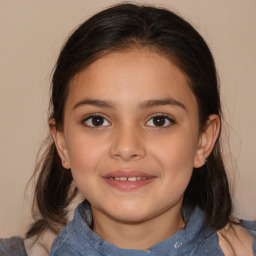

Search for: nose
xmin=109 ymin=124 xmax=146 ymax=162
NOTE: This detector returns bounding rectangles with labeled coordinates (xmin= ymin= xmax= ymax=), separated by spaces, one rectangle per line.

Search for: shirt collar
xmin=70 ymin=200 xmax=214 ymax=255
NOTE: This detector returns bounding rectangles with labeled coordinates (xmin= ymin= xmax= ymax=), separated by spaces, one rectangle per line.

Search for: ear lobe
xmin=49 ymin=118 xmax=71 ymax=169
xmin=193 ymin=114 xmax=220 ymax=168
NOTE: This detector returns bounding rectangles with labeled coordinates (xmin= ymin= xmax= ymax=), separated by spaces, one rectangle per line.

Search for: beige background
xmin=0 ymin=0 xmax=255 ymax=237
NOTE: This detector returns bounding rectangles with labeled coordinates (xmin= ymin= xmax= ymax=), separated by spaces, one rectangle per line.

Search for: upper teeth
xmin=109 ymin=177 xmax=148 ymax=181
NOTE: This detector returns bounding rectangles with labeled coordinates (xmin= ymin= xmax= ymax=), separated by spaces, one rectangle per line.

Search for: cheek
xmin=67 ymin=141 xmax=105 ymax=199
xmin=66 ymin=135 xmax=105 ymax=176
xmin=151 ymin=131 xmax=197 ymax=196
xmin=154 ymin=138 xmax=195 ymax=202
xmin=153 ymin=131 xmax=198 ymax=172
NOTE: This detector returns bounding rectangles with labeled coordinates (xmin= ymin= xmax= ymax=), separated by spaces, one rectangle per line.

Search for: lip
xmin=103 ymin=170 xmax=156 ymax=191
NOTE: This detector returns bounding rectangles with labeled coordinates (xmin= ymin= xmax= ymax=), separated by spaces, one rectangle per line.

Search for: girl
xmin=1 ymin=3 xmax=255 ymax=256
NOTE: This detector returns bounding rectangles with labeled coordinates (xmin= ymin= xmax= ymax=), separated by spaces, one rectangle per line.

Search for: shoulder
xmin=24 ymin=229 xmax=57 ymax=256
xmin=217 ymin=222 xmax=255 ymax=256
xmin=0 ymin=236 xmax=27 ymax=256
xmin=196 ymin=221 xmax=256 ymax=256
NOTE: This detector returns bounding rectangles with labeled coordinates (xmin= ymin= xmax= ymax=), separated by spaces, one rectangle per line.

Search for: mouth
xmin=103 ymin=170 xmax=156 ymax=191
xmin=108 ymin=176 xmax=151 ymax=181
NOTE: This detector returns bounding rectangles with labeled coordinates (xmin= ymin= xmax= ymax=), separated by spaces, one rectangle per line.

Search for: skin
xmin=218 ymin=224 xmax=254 ymax=256
xmin=50 ymin=48 xmax=220 ymax=250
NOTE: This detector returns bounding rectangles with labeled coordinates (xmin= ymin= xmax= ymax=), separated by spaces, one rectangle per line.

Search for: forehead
xmin=66 ymin=48 xmax=198 ymax=113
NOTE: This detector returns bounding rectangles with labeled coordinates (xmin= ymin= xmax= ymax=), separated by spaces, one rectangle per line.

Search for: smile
xmin=103 ymin=171 xmax=156 ymax=191
xmin=108 ymin=177 xmax=150 ymax=181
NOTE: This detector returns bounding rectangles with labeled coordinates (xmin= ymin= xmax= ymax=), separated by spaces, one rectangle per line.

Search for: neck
xmin=91 ymin=201 xmax=185 ymax=250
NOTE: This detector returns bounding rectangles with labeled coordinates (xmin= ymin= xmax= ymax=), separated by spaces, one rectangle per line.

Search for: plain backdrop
xmin=0 ymin=0 xmax=255 ymax=237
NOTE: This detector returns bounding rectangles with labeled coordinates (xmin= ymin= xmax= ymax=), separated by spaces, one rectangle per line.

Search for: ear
xmin=49 ymin=118 xmax=71 ymax=169
xmin=193 ymin=114 xmax=220 ymax=168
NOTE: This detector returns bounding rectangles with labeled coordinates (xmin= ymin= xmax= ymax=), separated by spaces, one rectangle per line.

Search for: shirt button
xmin=174 ymin=241 xmax=183 ymax=248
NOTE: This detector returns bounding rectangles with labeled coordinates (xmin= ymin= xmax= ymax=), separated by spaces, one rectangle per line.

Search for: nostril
xmin=110 ymin=149 xmax=146 ymax=161
xmin=109 ymin=130 xmax=146 ymax=161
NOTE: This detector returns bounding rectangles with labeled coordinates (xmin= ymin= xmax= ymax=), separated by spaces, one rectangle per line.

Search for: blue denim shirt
xmin=49 ymin=200 xmax=256 ymax=256
xmin=0 ymin=236 xmax=27 ymax=256
xmin=1 ymin=202 xmax=255 ymax=255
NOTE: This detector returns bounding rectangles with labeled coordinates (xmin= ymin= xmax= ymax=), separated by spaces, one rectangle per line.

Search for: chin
xmin=106 ymin=204 xmax=154 ymax=223
xmin=112 ymin=213 xmax=150 ymax=223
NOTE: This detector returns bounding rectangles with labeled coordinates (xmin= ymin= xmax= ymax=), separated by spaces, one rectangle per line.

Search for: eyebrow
xmin=72 ymin=98 xmax=186 ymax=111
xmin=140 ymin=98 xmax=186 ymax=110
xmin=73 ymin=99 xmax=115 ymax=110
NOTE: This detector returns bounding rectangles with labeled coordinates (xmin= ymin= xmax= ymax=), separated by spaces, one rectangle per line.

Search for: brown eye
xmin=83 ymin=115 xmax=110 ymax=127
xmin=146 ymin=115 xmax=174 ymax=127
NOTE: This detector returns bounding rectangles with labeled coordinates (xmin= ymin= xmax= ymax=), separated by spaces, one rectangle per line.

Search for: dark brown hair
xmin=26 ymin=3 xmax=232 ymax=238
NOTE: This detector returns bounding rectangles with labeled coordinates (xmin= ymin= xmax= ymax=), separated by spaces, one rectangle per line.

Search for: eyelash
xmin=81 ymin=113 xmax=175 ymax=128
xmin=82 ymin=113 xmax=110 ymax=128
xmin=145 ymin=114 xmax=175 ymax=128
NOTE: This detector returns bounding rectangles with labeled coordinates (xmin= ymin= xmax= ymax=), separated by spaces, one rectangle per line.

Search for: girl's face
xmin=53 ymin=48 xmax=216 ymax=225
